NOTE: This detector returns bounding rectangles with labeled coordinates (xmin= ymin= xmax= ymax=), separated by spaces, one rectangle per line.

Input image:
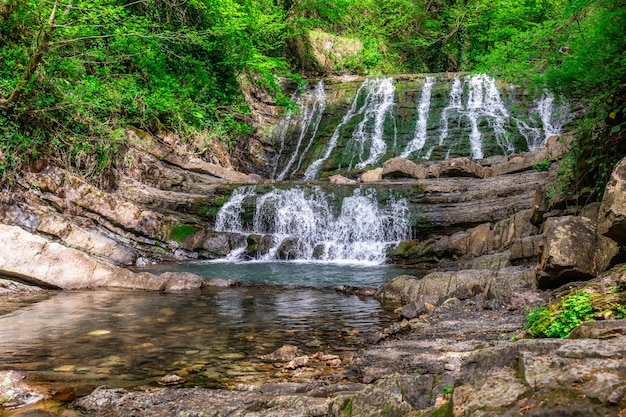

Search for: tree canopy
xmin=1 ymin=0 xmax=624 ymax=190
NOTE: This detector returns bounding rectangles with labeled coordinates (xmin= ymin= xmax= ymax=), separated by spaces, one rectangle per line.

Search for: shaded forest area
xmin=0 ymin=0 xmax=625 ymax=197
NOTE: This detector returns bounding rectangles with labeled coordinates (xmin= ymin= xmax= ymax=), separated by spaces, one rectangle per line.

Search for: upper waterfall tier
xmin=269 ymin=74 xmax=569 ymax=180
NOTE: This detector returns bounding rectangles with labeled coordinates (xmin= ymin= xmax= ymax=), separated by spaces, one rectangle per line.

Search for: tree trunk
xmin=1 ymin=1 xmax=58 ymax=110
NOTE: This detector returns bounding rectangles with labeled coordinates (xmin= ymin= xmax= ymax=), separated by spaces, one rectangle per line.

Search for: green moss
xmin=170 ymin=224 xmax=197 ymax=242
xmin=430 ymin=399 xmax=453 ymax=417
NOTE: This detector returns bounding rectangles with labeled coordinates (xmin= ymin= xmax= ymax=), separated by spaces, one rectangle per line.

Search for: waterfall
xmin=349 ymin=78 xmax=396 ymax=169
xmin=215 ymin=186 xmax=410 ymax=263
xmin=401 ymin=77 xmax=435 ymax=158
xmin=426 ymin=76 xmax=463 ymax=159
xmin=462 ymin=74 xmax=513 ymax=159
xmin=304 ymin=78 xmax=396 ymax=179
xmin=515 ymin=92 xmax=567 ymax=151
xmin=277 ymin=73 xmax=569 ymax=179
xmin=270 ymin=91 xmax=300 ymax=179
xmin=276 ymin=80 xmax=327 ymax=180
xmin=424 ymin=74 xmax=515 ymax=160
xmin=303 ymin=81 xmax=368 ymax=181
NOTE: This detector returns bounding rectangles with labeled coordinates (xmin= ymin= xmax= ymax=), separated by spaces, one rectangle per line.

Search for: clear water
xmin=144 ymin=260 xmax=408 ymax=288
xmin=0 ymin=263 xmax=408 ymax=397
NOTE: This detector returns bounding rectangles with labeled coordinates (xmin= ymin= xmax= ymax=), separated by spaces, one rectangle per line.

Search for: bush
xmin=526 ymin=291 xmax=594 ymax=338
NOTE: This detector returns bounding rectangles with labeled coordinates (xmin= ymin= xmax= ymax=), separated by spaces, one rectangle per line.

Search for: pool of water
xmin=0 ymin=263 xmax=411 ymax=397
xmin=139 ymin=260 xmax=411 ymax=288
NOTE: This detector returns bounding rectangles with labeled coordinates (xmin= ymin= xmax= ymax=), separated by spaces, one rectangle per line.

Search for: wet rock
xmin=158 ymin=374 xmax=185 ymax=386
xmin=539 ymin=216 xmax=598 ymax=288
xmin=400 ymin=301 xmax=426 ymax=319
xmin=335 ymin=285 xmax=378 ymax=297
xmin=246 ymin=234 xmax=275 ymax=258
xmin=598 ymin=156 xmax=626 ymax=245
xmin=108 ymin=271 xmax=206 ymax=292
xmin=360 ymin=167 xmax=383 ymax=182
xmin=262 ymin=345 xmax=301 ymax=361
xmin=201 ymin=233 xmax=232 ymax=256
xmin=0 ymin=370 xmax=44 ymax=409
xmin=205 ymin=277 xmax=240 ymax=287
xmin=276 ymin=238 xmax=298 ymax=260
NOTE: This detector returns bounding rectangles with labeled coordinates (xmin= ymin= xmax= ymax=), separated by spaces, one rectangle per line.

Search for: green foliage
xmin=469 ymin=0 xmax=626 ymax=200
xmin=442 ymin=386 xmax=453 ymax=395
xmin=0 ymin=0 xmax=291 ymax=183
xmin=532 ymin=160 xmax=552 ymax=172
xmin=526 ymin=291 xmax=594 ymax=338
xmin=170 ymin=224 xmax=198 ymax=242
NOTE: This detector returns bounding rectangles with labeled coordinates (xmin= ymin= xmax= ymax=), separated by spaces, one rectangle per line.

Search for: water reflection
xmin=0 ymin=286 xmax=396 ymax=394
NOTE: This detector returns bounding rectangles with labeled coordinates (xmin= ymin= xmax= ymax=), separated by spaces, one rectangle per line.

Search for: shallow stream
xmin=0 ymin=262 xmax=409 ymax=398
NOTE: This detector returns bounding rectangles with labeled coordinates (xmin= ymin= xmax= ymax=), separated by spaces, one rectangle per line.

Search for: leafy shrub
xmin=526 ymin=291 xmax=594 ymax=338
xmin=532 ymin=160 xmax=552 ymax=172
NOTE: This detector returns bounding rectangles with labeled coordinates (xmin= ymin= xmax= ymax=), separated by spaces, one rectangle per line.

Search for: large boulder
xmin=539 ymin=216 xmax=598 ymax=288
xmin=0 ymin=224 xmax=205 ymax=291
xmin=438 ymin=157 xmax=485 ymax=178
xmin=382 ymin=158 xmax=428 ymax=179
xmin=452 ymin=335 xmax=626 ymax=417
xmin=598 ymin=156 xmax=626 ymax=245
xmin=360 ymin=168 xmax=383 ymax=183
xmin=377 ymin=268 xmax=534 ymax=306
xmin=486 ymin=134 xmax=571 ymax=177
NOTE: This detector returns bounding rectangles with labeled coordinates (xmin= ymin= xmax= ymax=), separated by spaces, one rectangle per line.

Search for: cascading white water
xmin=293 ymin=80 xmax=327 ymax=174
xmin=424 ymin=74 xmax=515 ymax=160
xmin=278 ymin=73 xmax=569 ymax=179
xmin=464 ymin=74 xmax=513 ymax=159
xmin=303 ymin=82 xmax=368 ymax=181
xmin=425 ymin=76 xmax=463 ymax=159
xmin=304 ymin=78 xmax=396 ymax=179
xmin=215 ymin=186 xmax=410 ymax=263
xmin=270 ymin=91 xmax=299 ymax=179
xmin=514 ymin=92 xmax=566 ymax=151
xmin=276 ymin=80 xmax=327 ymax=180
xmin=349 ymin=78 xmax=396 ymax=169
xmin=401 ymin=77 xmax=435 ymax=158
xmin=215 ymin=187 xmax=256 ymax=232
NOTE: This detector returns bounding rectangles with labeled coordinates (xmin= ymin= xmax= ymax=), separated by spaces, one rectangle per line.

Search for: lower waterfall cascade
xmin=271 ymin=73 xmax=569 ymax=180
xmin=215 ymin=186 xmax=411 ymax=263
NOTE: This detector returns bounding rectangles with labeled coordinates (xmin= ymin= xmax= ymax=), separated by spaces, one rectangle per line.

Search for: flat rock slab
xmin=0 ymin=224 xmax=205 ymax=291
